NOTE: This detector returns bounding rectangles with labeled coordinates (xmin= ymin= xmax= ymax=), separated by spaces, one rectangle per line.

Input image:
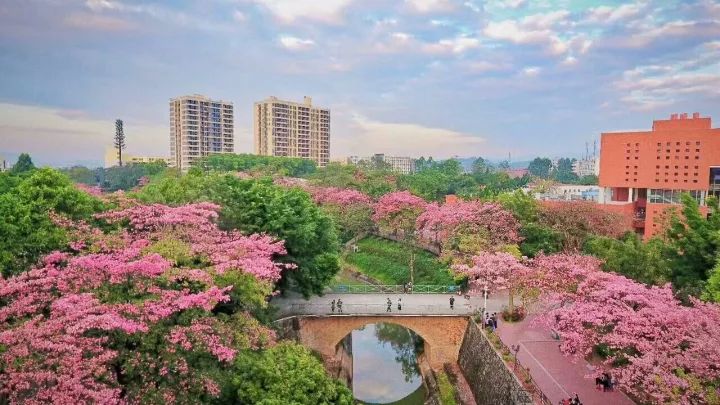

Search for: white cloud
xmin=405 ymin=0 xmax=455 ymax=13
xmin=373 ymin=32 xmax=479 ymax=55
xmin=336 ymin=114 xmax=486 ymax=158
xmin=522 ymin=66 xmax=540 ymax=76
xmin=483 ymin=11 xmax=572 ymax=55
xmin=63 ymin=12 xmax=135 ymax=31
xmin=495 ymin=0 xmax=527 ymax=9
xmin=463 ymin=60 xmax=506 ymax=73
xmin=601 ymin=19 xmax=720 ymax=49
xmin=561 ymin=55 xmax=577 ymax=66
xmin=278 ymin=35 xmax=315 ymax=51
xmin=232 ymin=10 xmax=246 ymax=22
xmin=0 ymin=103 xmax=166 ymax=166
xmin=253 ymin=0 xmax=353 ymax=24
xmin=584 ymin=3 xmax=643 ymax=24
xmin=423 ymin=36 xmax=480 ymax=54
xmin=615 ymin=60 xmax=720 ymax=110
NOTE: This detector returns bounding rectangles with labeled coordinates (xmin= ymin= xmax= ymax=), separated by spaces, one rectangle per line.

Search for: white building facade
xmin=254 ymin=96 xmax=330 ymax=167
xmin=169 ymin=95 xmax=234 ymax=172
xmin=348 ymin=154 xmax=416 ymax=174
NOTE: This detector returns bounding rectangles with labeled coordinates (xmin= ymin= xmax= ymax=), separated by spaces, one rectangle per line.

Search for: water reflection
xmin=343 ymin=323 xmax=425 ymax=404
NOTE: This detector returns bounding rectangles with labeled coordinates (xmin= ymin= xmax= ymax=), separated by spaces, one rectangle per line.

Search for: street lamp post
xmin=483 ymin=284 xmax=488 ymax=316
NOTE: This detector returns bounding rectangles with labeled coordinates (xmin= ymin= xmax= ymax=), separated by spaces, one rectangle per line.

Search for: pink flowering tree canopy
xmin=416 ymin=201 xmax=521 ymax=260
xmin=0 ymin=202 xmax=288 ymax=404
xmin=528 ymin=254 xmax=720 ymax=404
xmin=373 ymin=191 xmax=427 ymax=239
xmin=538 ymin=201 xmax=631 ymax=251
xmin=452 ymin=252 xmax=530 ymax=311
xmin=309 ymin=187 xmax=374 ymax=240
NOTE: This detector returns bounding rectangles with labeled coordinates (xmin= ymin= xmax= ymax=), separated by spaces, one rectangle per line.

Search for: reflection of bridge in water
xmin=289 ymin=315 xmax=470 ymax=369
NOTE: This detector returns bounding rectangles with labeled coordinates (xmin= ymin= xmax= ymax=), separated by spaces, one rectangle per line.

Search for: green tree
xmin=527 ymin=157 xmax=552 ymax=178
xmin=61 ymin=166 xmax=98 ymax=185
xmin=703 ymin=259 xmax=720 ymax=303
xmin=579 ymin=174 xmax=598 ymax=185
xmin=232 ymin=342 xmax=353 ymax=405
xmin=199 ymin=153 xmax=316 ymax=177
xmin=0 ymin=168 xmax=102 ymax=276
xmin=496 ymin=190 xmax=538 ymax=223
xmin=138 ymin=174 xmax=340 ymax=297
xmin=583 ymin=233 xmax=671 ymax=285
xmin=101 ymin=161 xmax=168 ymax=191
xmin=551 ymin=157 xmax=579 ymax=183
xmin=664 ymin=194 xmax=720 ymax=297
xmin=10 ymin=153 xmax=35 ymax=175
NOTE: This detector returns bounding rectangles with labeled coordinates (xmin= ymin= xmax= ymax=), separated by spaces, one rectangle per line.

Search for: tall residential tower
xmin=254 ymin=96 xmax=330 ymax=167
xmin=169 ymin=95 xmax=234 ymax=172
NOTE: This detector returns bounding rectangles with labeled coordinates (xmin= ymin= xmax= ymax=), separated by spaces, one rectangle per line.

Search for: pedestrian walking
xmin=397 ymin=298 xmax=402 ymax=311
xmin=491 ymin=312 xmax=498 ymax=331
xmin=449 ymin=296 xmax=455 ymax=310
xmin=386 ymin=297 xmax=392 ymax=312
xmin=337 ymin=298 xmax=343 ymax=313
xmin=331 ymin=299 xmax=336 ymax=313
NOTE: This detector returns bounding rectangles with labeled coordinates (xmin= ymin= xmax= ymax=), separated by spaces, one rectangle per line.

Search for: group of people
xmin=559 ymin=393 xmax=582 ymax=405
xmin=330 ymin=298 xmax=343 ymax=313
xmin=386 ymin=297 xmax=402 ymax=312
xmin=484 ymin=312 xmax=498 ymax=331
xmin=595 ymin=372 xmax=614 ymax=392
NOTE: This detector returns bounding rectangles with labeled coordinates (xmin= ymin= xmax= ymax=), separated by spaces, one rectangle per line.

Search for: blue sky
xmin=0 ymin=0 xmax=718 ymax=167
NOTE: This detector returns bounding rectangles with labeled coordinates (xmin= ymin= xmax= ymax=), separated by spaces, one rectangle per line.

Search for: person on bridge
xmin=386 ymin=298 xmax=392 ymax=312
xmin=397 ymin=298 xmax=402 ymax=311
xmin=337 ymin=298 xmax=343 ymax=313
xmin=449 ymin=296 xmax=455 ymax=310
xmin=331 ymin=299 xmax=336 ymax=313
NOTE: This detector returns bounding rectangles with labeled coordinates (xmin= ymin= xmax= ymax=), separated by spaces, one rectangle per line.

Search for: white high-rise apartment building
xmin=170 ymin=95 xmax=234 ymax=172
xmin=254 ymin=96 xmax=330 ymax=167
xmin=348 ymin=154 xmax=416 ymax=174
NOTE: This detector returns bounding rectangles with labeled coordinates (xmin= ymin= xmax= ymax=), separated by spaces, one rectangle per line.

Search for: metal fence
xmin=327 ymin=284 xmax=459 ymax=294
xmin=280 ymin=302 xmax=475 ymax=316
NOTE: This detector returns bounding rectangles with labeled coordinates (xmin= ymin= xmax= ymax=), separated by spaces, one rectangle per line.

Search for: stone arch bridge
xmin=282 ymin=315 xmax=470 ymax=369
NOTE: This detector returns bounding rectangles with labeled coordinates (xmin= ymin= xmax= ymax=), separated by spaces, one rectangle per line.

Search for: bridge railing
xmin=280 ymin=302 xmax=475 ymax=316
xmin=327 ymin=284 xmax=459 ymax=294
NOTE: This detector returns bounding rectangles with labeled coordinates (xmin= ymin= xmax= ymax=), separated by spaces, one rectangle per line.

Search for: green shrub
xmin=436 ymin=371 xmax=457 ymax=405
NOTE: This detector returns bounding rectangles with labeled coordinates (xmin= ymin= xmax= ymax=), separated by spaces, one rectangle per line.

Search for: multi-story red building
xmin=598 ymin=113 xmax=720 ymax=238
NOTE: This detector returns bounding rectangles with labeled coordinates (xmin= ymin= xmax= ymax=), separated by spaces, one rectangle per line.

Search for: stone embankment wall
xmin=457 ymin=319 xmax=533 ymax=405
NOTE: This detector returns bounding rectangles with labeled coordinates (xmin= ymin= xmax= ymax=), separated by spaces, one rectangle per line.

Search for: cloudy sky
xmin=0 ymin=0 xmax=718 ymax=167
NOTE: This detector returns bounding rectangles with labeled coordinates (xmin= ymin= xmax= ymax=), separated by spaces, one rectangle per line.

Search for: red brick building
xmin=598 ymin=113 xmax=720 ymax=238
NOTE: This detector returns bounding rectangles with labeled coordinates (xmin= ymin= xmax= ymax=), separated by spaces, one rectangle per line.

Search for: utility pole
xmin=114 ymin=119 xmax=126 ymax=167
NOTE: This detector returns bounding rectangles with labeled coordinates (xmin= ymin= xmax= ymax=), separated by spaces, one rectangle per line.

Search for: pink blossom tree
xmin=309 ymin=187 xmax=374 ymax=240
xmin=538 ymin=201 xmax=631 ymax=251
xmin=0 ymin=202 xmax=287 ymax=404
xmin=373 ymin=191 xmax=427 ymax=238
xmin=452 ymin=252 xmax=529 ymax=313
xmin=527 ymin=254 xmax=720 ymax=403
xmin=416 ymin=201 xmax=521 ymax=260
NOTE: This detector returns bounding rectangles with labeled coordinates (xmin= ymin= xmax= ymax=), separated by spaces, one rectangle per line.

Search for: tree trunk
xmin=409 ymin=249 xmax=415 ymax=285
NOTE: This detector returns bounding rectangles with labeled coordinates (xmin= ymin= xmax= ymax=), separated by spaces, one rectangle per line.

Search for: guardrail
xmin=327 ymin=284 xmax=460 ymax=294
xmin=280 ymin=302 xmax=475 ymax=316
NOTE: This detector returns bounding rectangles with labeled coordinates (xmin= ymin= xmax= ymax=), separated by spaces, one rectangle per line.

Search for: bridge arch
xmin=295 ymin=315 xmax=469 ymax=369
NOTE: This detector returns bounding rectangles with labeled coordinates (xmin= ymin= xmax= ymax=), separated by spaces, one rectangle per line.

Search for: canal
xmin=340 ymin=323 xmax=427 ymax=404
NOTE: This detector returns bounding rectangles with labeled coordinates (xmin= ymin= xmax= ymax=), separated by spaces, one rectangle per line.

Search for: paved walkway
xmin=271 ymin=292 xmax=508 ymax=317
xmin=496 ymin=315 xmax=635 ymax=405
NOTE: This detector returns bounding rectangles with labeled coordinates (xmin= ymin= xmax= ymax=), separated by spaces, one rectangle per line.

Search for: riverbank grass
xmin=344 ymin=236 xmax=455 ymax=285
